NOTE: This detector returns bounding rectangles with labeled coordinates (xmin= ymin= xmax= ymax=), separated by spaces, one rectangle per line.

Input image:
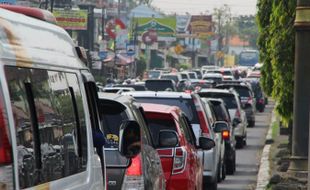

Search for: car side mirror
xmin=158 ymin=130 xmax=179 ymax=147
xmin=199 ymin=137 xmax=215 ymax=150
xmin=213 ymin=121 xmax=229 ymax=133
xmin=119 ymin=120 xmax=141 ymax=159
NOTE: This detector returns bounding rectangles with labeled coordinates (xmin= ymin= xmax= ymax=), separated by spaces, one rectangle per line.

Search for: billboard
xmin=53 ymin=9 xmax=88 ymax=30
xmin=188 ymin=15 xmax=213 ymax=39
xmin=135 ymin=17 xmax=176 ymax=42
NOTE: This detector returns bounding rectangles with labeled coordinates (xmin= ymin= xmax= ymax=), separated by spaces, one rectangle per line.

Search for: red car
xmin=141 ymin=103 xmax=215 ymax=190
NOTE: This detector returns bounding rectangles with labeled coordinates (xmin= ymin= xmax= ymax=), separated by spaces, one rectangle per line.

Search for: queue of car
xmin=0 ymin=5 xmax=266 ymax=190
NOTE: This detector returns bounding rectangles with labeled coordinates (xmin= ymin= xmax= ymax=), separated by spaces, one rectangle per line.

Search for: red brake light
xmin=235 ymin=110 xmax=241 ymax=119
xmin=126 ymin=154 xmax=142 ymax=176
xmin=247 ymin=97 xmax=253 ymax=104
xmin=0 ymin=95 xmax=12 ymax=165
xmin=184 ymin=90 xmax=192 ymax=94
xmin=222 ymin=130 xmax=230 ymax=140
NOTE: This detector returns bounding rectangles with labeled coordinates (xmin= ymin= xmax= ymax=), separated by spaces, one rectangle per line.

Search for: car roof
xmin=203 ymin=73 xmax=223 ymax=77
xmin=122 ymin=91 xmax=192 ymax=99
xmin=141 ymin=103 xmax=180 ymax=115
xmin=0 ymin=8 xmax=86 ymax=69
xmin=98 ymin=92 xmax=136 ymax=107
xmin=199 ymin=88 xmax=232 ymax=94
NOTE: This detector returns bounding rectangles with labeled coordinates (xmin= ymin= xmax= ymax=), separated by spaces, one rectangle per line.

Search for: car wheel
xmin=236 ymin=137 xmax=244 ymax=149
xmin=217 ymin=161 xmax=222 ymax=182
xmin=248 ymin=120 xmax=255 ymax=127
xmin=221 ymin=160 xmax=226 ymax=181
xmin=226 ymin=153 xmax=236 ymax=175
xmin=204 ymin=180 xmax=217 ymax=190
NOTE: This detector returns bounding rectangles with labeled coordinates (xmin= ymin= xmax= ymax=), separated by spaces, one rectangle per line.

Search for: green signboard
xmin=134 ymin=17 xmax=176 ymax=42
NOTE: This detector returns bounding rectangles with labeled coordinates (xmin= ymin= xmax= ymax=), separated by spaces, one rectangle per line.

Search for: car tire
xmin=217 ymin=161 xmax=222 ymax=182
xmin=248 ymin=120 xmax=255 ymax=127
xmin=236 ymin=137 xmax=244 ymax=149
xmin=204 ymin=181 xmax=217 ymax=190
xmin=221 ymin=160 xmax=226 ymax=181
xmin=226 ymin=153 xmax=236 ymax=175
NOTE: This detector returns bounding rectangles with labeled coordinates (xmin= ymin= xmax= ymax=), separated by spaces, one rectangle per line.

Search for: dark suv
xmin=216 ymin=84 xmax=256 ymax=127
xmin=98 ymin=93 xmax=166 ymax=190
xmin=208 ymin=98 xmax=236 ymax=174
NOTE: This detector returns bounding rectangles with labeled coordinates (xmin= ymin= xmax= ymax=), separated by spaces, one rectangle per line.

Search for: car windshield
xmin=204 ymin=77 xmax=222 ymax=83
xmin=145 ymin=80 xmax=175 ymax=91
xmin=145 ymin=117 xmax=177 ymax=147
xmin=199 ymin=92 xmax=238 ymax=109
xmin=135 ymin=97 xmax=199 ymax=124
xmin=216 ymin=85 xmax=251 ymax=97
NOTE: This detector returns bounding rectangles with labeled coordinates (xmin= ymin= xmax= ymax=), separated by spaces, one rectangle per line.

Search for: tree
xmin=257 ymin=0 xmax=296 ymax=123
xmin=235 ymin=15 xmax=258 ymax=48
xmin=257 ymin=0 xmax=273 ymax=96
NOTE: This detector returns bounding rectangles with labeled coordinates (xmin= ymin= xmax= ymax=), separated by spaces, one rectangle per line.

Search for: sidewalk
xmin=255 ymin=109 xmax=308 ymax=190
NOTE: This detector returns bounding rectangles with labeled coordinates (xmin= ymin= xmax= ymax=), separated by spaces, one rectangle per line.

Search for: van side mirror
xmin=159 ymin=130 xmax=179 ymax=147
xmin=119 ymin=120 xmax=141 ymax=159
xmin=199 ymin=137 xmax=215 ymax=150
xmin=213 ymin=121 xmax=229 ymax=133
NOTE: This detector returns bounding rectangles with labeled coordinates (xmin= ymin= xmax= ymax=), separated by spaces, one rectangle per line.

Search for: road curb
xmin=255 ymin=109 xmax=276 ymax=190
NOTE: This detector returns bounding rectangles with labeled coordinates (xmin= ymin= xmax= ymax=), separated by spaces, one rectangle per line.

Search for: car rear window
xmin=145 ymin=80 xmax=175 ymax=91
xmin=188 ymin=73 xmax=196 ymax=79
xmin=100 ymin=111 xmax=128 ymax=148
xmin=210 ymin=102 xmax=228 ymax=121
xmin=199 ymin=92 xmax=238 ymax=109
xmin=216 ymin=85 xmax=251 ymax=97
xmin=135 ymin=97 xmax=199 ymax=124
xmin=145 ymin=116 xmax=176 ymax=147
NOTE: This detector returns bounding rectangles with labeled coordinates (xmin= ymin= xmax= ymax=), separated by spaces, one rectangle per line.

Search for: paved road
xmin=218 ymin=101 xmax=275 ymax=190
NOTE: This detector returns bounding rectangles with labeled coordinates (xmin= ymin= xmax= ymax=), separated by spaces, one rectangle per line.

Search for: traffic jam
xmin=0 ymin=4 xmax=266 ymax=190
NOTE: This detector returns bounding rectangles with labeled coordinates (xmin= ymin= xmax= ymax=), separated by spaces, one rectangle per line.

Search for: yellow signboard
xmin=53 ymin=9 xmax=88 ymax=30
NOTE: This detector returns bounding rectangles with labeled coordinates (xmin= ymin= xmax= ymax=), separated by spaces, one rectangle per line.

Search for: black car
xmin=208 ymin=98 xmax=236 ymax=175
xmin=98 ymin=93 xmax=165 ymax=190
xmin=242 ymin=78 xmax=266 ymax=112
xmin=145 ymin=79 xmax=177 ymax=92
xmin=216 ymin=83 xmax=256 ymax=127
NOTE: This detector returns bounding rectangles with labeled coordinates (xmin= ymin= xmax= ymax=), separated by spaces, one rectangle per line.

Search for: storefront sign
xmin=53 ymin=9 xmax=88 ymax=30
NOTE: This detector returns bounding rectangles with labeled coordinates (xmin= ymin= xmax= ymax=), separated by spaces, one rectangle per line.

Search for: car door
xmin=134 ymin=105 xmax=165 ymax=190
xmin=181 ymin=115 xmax=203 ymax=188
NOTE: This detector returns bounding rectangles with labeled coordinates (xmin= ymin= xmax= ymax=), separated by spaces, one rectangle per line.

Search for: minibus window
xmin=5 ymin=66 xmax=88 ymax=188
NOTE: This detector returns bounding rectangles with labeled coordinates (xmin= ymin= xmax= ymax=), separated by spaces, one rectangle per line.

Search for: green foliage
xmin=235 ymin=15 xmax=259 ymax=48
xmin=136 ymin=55 xmax=146 ymax=77
xmin=178 ymin=63 xmax=191 ymax=71
xmin=256 ymin=0 xmax=296 ymax=122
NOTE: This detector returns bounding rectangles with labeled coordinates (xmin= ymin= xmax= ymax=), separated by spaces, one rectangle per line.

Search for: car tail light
xmin=195 ymin=86 xmax=201 ymax=92
xmin=235 ymin=109 xmax=241 ymax=120
xmin=172 ymin=147 xmax=187 ymax=174
xmin=0 ymin=92 xmax=13 ymax=190
xmin=193 ymin=96 xmax=210 ymax=137
xmin=247 ymin=97 xmax=253 ymax=105
xmin=122 ymin=154 xmax=144 ymax=190
xmin=222 ymin=130 xmax=230 ymax=140
xmin=184 ymin=90 xmax=192 ymax=94
xmin=258 ymin=98 xmax=264 ymax=104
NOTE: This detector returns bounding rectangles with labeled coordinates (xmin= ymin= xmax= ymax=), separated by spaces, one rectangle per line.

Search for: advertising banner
xmin=188 ymin=15 xmax=213 ymax=39
xmin=53 ymin=9 xmax=88 ymax=30
xmin=135 ymin=17 xmax=176 ymax=42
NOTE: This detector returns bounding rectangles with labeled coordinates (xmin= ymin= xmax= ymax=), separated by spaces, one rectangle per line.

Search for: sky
xmin=151 ymin=0 xmax=258 ymax=16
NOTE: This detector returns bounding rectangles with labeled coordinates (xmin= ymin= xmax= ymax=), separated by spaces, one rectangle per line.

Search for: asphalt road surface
xmin=218 ymin=101 xmax=275 ymax=190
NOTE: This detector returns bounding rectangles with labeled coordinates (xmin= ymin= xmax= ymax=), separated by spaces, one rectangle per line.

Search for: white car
xmin=198 ymin=88 xmax=248 ymax=148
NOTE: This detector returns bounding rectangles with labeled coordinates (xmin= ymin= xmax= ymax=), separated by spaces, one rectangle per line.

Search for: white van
xmin=0 ymin=6 xmax=140 ymax=190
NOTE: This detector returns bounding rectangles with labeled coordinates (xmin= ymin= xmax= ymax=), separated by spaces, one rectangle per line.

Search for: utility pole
xmin=290 ymin=0 xmax=310 ymax=176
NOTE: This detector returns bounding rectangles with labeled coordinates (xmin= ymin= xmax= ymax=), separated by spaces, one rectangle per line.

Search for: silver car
xmin=198 ymin=88 xmax=248 ymax=148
